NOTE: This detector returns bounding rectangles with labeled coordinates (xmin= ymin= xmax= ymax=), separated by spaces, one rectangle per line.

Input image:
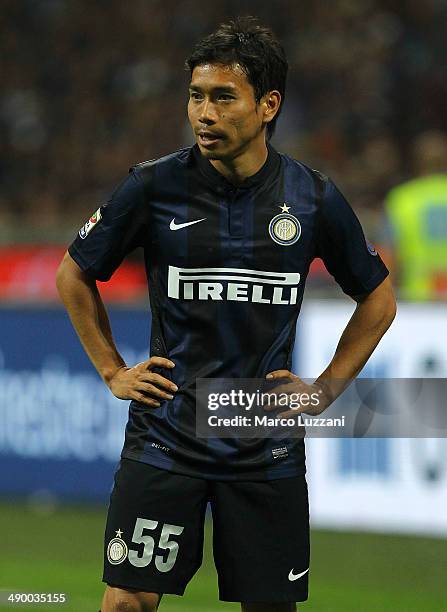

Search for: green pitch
xmin=1 ymin=502 xmax=446 ymax=611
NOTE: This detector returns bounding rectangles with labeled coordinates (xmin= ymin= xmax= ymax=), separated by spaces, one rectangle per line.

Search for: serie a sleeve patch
xmin=78 ymin=207 xmax=102 ymax=239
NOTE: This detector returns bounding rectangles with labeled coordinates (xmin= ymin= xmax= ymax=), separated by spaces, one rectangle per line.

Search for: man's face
xmin=188 ymin=63 xmax=267 ymax=161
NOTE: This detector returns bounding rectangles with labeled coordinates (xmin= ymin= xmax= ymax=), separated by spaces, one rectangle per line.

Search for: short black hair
xmin=185 ymin=16 xmax=288 ymax=140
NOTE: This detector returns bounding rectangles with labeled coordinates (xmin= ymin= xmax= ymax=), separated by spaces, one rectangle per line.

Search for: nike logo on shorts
xmin=169 ymin=218 xmax=206 ymax=231
xmin=288 ymin=567 xmax=309 ymax=581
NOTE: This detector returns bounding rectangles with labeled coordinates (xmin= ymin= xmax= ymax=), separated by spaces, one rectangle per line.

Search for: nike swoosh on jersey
xmin=288 ymin=568 xmax=309 ymax=581
xmin=169 ymin=218 xmax=206 ymax=231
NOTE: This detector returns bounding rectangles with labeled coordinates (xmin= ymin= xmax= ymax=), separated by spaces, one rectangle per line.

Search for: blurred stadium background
xmin=1 ymin=1 xmax=447 ymax=610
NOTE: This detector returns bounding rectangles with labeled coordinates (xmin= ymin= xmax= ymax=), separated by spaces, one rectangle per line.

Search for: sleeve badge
xmin=79 ymin=207 xmax=102 ymax=239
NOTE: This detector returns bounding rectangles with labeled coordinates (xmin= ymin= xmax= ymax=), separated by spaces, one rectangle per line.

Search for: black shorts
xmin=103 ymin=459 xmax=310 ymax=603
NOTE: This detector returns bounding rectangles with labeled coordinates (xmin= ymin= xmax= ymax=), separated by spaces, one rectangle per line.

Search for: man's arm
xmin=317 ymin=275 xmax=396 ymax=380
xmin=266 ymin=276 xmax=396 ymax=415
xmin=56 ymin=251 xmax=177 ymax=407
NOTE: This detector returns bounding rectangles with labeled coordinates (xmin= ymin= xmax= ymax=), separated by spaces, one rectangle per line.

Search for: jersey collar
xmin=193 ymin=142 xmax=280 ymax=191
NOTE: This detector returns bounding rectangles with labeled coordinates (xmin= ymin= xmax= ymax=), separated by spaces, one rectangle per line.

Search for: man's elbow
xmin=356 ymin=276 xmax=397 ymax=331
xmin=383 ymin=291 xmax=397 ymax=329
xmin=370 ymin=276 xmax=397 ymax=330
xmin=387 ymin=293 xmax=397 ymax=325
xmin=381 ymin=276 xmax=397 ymax=322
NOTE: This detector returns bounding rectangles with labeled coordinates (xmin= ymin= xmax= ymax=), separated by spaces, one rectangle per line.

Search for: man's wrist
xmin=102 ymin=364 xmax=127 ymax=387
xmin=312 ymin=379 xmax=335 ymax=410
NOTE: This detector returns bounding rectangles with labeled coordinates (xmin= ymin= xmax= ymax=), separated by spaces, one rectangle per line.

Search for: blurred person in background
xmin=56 ymin=15 xmax=395 ymax=612
xmin=384 ymin=130 xmax=447 ymax=300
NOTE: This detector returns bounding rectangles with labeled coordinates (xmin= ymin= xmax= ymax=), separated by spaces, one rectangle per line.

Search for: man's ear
xmin=261 ymin=90 xmax=281 ymax=126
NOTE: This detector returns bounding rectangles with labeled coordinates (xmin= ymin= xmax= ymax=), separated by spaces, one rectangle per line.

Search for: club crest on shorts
xmin=269 ymin=204 xmax=301 ymax=246
xmin=79 ymin=207 xmax=102 ymax=239
xmin=107 ymin=530 xmax=128 ymax=565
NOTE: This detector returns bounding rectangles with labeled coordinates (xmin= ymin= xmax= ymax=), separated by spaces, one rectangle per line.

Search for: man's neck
xmin=209 ymin=140 xmax=268 ymax=186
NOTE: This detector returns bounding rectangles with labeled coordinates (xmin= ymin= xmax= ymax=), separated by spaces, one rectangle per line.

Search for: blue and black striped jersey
xmin=68 ymin=144 xmax=388 ymax=480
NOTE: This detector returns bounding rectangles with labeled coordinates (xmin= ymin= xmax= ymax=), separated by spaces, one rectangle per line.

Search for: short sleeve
xmin=316 ymin=179 xmax=389 ymax=297
xmin=68 ymin=168 xmax=148 ymax=281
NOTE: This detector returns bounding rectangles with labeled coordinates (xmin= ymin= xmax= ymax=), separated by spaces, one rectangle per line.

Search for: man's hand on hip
xmin=108 ymin=357 xmax=178 ymax=408
xmin=265 ymin=369 xmax=332 ymax=418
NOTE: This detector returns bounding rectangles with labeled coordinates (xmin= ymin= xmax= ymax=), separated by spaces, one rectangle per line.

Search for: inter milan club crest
xmin=269 ymin=203 xmax=301 ymax=246
xmin=107 ymin=529 xmax=128 ymax=565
